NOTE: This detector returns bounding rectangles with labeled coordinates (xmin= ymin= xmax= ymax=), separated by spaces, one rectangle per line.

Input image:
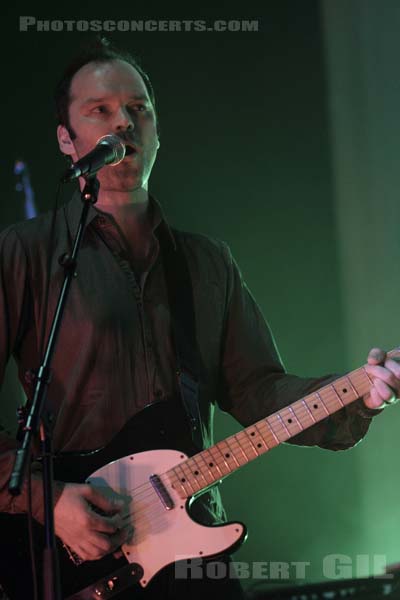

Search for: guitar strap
xmin=157 ymin=225 xmax=203 ymax=451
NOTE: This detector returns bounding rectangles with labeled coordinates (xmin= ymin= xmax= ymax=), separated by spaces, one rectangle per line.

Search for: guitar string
xmin=109 ymin=382 xmax=360 ymax=498
xmin=63 ymin=371 xmax=378 ymax=561
xmin=94 ymin=388 xmax=362 ymax=528
xmin=127 ymin=385 xmax=360 ymax=488
xmin=86 ymin=379 xmax=368 ymax=530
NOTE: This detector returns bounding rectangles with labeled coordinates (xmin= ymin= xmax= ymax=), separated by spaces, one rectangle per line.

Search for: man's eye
xmin=92 ymin=106 xmax=108 ymax=114
xmin=130 ymin=104 xmax=147 ymax=112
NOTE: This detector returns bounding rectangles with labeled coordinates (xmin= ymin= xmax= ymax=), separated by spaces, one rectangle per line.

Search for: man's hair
xmin=54 ymin=37 xmax=157 ymax=139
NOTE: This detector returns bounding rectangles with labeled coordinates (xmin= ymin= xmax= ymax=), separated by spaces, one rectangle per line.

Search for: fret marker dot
xmin=250 ymin=432 xmax=255 ymax=436
xmin=343 ymin=388 xmax=347 ymax=393
xmin=257 ymin=443 xmax=262 ymax=448
xmin=194 ymin=470 xmax=199 ymax=476
xmin=313 ymin=404 xmax=318 ymax=409
xmin=181 ymin=478 xmax=186 ymax=483
xmin=209 ymin=462 xmax=214 ymax=467
xmin=225 ymin=453 xmax=230 ymax=458
xmin=288 ymin=419 xmax=292 ymax=424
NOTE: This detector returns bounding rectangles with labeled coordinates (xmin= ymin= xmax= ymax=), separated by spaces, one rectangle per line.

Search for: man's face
xmin=58 ymin=59 xmax=159 ymax=192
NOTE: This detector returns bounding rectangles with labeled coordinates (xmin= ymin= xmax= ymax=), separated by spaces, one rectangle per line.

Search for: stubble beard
xmin=98 ymin=161 xmax=146 ymax=193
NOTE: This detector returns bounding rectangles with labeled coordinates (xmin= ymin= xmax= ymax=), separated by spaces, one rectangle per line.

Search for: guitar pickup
xmin=149 ymin=474 xmax=174 ymax=510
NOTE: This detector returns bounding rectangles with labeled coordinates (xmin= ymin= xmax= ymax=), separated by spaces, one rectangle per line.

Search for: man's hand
xmin=364 ymin=347 xmax=400 ymax=409
xmin=54 ymin=483 xmax=132 ymax=562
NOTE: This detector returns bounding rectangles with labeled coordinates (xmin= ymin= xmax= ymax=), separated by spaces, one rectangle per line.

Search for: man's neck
xmin=95 ymin=187 xmax=149 ymax=220
xmin=94 ymin=187 xmax=154 ymax=249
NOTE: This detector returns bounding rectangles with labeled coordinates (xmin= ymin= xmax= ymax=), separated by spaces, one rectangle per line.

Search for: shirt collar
xmin=64 ymin=189 xmax=176 ymax=250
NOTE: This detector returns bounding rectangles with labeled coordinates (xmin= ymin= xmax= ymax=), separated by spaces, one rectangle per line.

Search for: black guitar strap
xmin=157 ymin=225 xmax=203 ymax=450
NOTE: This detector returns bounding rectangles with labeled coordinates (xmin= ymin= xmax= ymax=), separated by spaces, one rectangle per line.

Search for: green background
xmin=1 ymin=1 xmax=399 ymax=594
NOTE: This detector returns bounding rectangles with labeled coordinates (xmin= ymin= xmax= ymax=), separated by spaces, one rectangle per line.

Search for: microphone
xmin=62 ymin=134 xmax=126 ymax=182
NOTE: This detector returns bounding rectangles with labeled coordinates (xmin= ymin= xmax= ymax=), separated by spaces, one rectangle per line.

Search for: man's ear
xmin=57 ymin=125 xmax=77 ymax=158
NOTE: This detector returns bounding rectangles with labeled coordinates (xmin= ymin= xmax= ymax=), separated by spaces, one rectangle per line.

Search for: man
xmin=0 ymin=38 xmax=399 ymax=599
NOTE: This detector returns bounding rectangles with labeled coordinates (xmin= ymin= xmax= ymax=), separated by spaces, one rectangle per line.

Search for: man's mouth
xmin=124 ymin=142 xmax=139 ymax=156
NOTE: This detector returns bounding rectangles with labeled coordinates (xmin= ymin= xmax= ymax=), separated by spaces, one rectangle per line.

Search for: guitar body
xmin=0 ymin=401 xmax=246 ymax=599
xmin=3 ymin=349 xmax=399 ymax=598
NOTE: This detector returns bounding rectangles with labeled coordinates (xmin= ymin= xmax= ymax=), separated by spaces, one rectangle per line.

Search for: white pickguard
xmin=87 ymin=449 xmax=245 ymax=587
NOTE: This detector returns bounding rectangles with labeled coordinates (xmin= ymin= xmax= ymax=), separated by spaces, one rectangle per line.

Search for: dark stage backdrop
xmin=1 ymin=1 xmax=399 ymax=594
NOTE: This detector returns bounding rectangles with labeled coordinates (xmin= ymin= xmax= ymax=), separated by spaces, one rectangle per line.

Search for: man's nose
xmin=114 ymin=106 xmax=134 ymax=131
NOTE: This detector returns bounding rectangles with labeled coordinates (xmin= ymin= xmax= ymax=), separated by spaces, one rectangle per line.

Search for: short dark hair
xmin=54 ymin=37 xmax=157 ymax=139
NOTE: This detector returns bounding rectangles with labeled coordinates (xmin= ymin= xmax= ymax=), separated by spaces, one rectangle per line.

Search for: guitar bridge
xmin=149 ymin=474 xmax=174 ymax=510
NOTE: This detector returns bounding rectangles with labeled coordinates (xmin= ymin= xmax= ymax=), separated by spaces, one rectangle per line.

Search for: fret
xmin=316 ymin=390 xmax=330 ymax=414
xmin=287 ymin=406 xmax=303 ymax=431
xmin=254 ymin=422 xmax=270 ymax=450
xmin=331 ymin=386 xmax=345 ymax=408
xmin=332 ymin=377 xmax=358 ymax=406
xmin=213 ymin=442 xmax=232 ymax=473
xmin=179 ymin=460 xmax=202 ymax=493
xmin=168 ymin=472 xmax=186 ymax=496
xmin=164 ymin=348 xmax=400 ymax=500
xmin=257 ymin=422 xmax=279 ymax=449
xmin=287 ymin=405 xmax=303 ymax=432
xmin=275 ymin=413 xmax=291 ymax=439
xmin=243 ymin=430 xmax=260 ymax=457
xmin=194 ymin=451 xmax=215 ymax=484
xmin=233 ymin=434 xmax=250 ymax=464
xmin=202 ymin=448 xmax=225 ymax=479
xmin=225 ymin=436 xmax=245 ymax=467
xmin=289 ymin=400 xmax=313 ymax=429
xmin=278 ymin=407 xmax=303 ymax=436
xmin=302 ymin=398 xmax=316 ymax=423
xmin=302 ymin=394 xmax=329 ymax=422
xmin=266 ymin=416 xmax=287 ymax=443
xmin=173 ymin=464 xmax=193 ymax=497
xmin=217 ymin=439 xmax=241 ymax=468
xmin=362 ymin=367 xmax=374 ymax=387
xmin=348 ymin=367 xmax=373 ymax=397
xmin=264 ymin=419 xmax=280 ymax=445
xmin=236 ymin=431 xmax=257 ymax=461
xmin=344 ymin=375 xmax=360 ymax=401
xmin=189 ymin=455 xmax=209 ymax=488
xmin=181 ymin=463 xmax=201 ymax=494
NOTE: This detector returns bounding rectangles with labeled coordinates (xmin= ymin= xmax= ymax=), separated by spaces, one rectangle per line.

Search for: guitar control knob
xmin=94 ymin=576 xmax=118 ymax=597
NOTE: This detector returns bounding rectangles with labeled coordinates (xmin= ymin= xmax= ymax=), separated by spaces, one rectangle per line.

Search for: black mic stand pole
xmin=9 ymin=175 xmax=100 ymax=600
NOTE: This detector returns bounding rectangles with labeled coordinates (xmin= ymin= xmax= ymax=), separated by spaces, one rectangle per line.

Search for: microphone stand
xmin=9 ymin=175 xmax=100 ymax=600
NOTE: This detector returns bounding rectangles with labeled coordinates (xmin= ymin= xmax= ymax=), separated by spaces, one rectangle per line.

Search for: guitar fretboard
xmin=166 ymin=349 xmax=399 ymax=498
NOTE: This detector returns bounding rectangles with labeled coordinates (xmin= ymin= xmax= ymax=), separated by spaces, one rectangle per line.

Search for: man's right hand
xmin=54 ymin=482 xmax=132 ymax=561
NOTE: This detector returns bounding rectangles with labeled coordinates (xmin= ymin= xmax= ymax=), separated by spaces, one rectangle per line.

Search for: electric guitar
xmin=1 ymin=350 xmax=397 ymax=599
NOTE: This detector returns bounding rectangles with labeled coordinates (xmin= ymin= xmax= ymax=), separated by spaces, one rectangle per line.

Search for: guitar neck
xmin=167 ymin=347 xmax=400 ymax=498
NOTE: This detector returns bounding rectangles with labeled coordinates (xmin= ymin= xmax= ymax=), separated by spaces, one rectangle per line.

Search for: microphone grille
xmin=96 ymin=134 xmax=126 ymax=165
